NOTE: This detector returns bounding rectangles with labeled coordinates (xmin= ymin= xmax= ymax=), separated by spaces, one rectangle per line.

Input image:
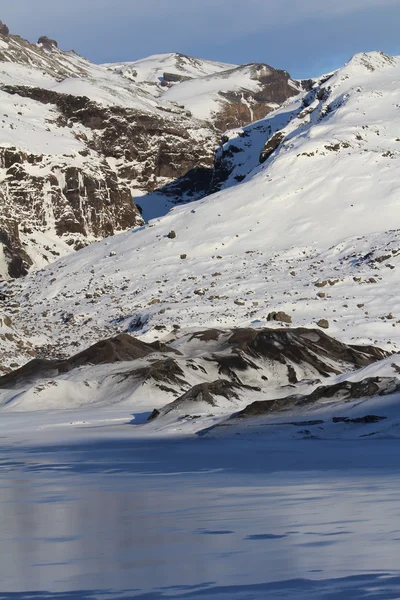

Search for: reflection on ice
xmin=0 ymin=437 xmax=399 ymax=598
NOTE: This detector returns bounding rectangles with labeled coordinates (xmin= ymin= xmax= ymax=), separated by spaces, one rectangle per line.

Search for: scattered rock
xmin=267 ymin=311 xmax=292 ymax=323
xmin=317 ymin=319 xmax=329 ymax=329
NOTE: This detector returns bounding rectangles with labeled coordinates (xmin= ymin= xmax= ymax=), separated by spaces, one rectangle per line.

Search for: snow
xmin=163 ymin=64 xmax=269 ymax=121
xmin=104 ymin=52 xmax=237 ymax=87
xmin=7 ymin=52 xmax=400 ymax=362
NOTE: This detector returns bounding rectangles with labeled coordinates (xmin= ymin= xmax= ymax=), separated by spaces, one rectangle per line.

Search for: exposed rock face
xmin=0 ymin=29 xmax=305 ymax=277
xmin=0 ymin=141 xmax=141 ymax=277
xmin=0 ymin=333 xmax=169 ymax=387
xmin=162 ymin=72 xmax=193 ymax=84
xmin=234 ymin=377 xmax=400 ymax=419
xmin=0 ymin=214 xmax=33 ymax=278
xmin=37 ymin=36 xmax=58 ymax=50
xmin=0 ymin=82 xmax=216 ymax=276
xmin=213 ymin=64 xmax=300 ymax=132
xmin=0 ymin=21 xmax=9 ymax=36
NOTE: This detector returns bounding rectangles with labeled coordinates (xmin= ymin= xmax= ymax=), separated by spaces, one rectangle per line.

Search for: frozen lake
xmin=0 ymin=419 xmax=400 ymax=599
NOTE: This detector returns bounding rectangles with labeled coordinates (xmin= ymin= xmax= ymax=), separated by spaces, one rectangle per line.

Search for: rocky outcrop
xmin=0 ymin=20 xmax=9 ymax=36
xmin=3 ymin=83 xmax=216 ymax=190
xmin=37 ymin=36 xmax=58 ymax=50
xmin=234 ymin=377 xmax=400 ymax=419
xmin=0 ymin=81 xmax=218 ymax=275
xmin=213 ymin=64 xmax=300 ymax=132
xmin=0 ymin=144 xmax=141 ymax=277
xmin=162 ymin=72 xmax=193 ymax=85
xmin=0 ymin=214 xmax=33 ymax=278
xmin=0 ymin=28 xmax=307 ymax=277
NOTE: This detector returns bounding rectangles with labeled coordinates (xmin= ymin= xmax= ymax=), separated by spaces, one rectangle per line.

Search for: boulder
xmin=317 ymin=319 xmax=330 ymax=329
xmin=267 ymin=311 xmax=292 ymax=324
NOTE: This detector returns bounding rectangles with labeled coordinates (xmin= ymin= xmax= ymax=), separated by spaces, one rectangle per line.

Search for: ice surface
xmin=0 ymin=419 xmax=399 ymax=598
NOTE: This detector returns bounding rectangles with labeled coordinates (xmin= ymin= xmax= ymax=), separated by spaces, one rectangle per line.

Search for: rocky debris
xmin=267 ymin=311 xmax=292 ymax=323
xmin=167 ymin=231 xmax=176 ymax=239
xmin=0 ymin=20 xmax=9 ymax=36
xmin=37 ymin=36 xmax=58 ymax=50
xmin=317 ymin=319 xmax=330 ymax=329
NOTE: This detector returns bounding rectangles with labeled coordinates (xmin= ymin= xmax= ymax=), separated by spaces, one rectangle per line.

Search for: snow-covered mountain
xmin=104 ymin=52 xmax=236 ymax=89
xmin=106 ymin=53 xmax=302 ymax=130
xmin=4 ymin=50 xmax=399 ymax=355
xmin=0 ymin=24 xmax=301 ymax=279
xmin=1 ymin=24 xmax=400 ymax=439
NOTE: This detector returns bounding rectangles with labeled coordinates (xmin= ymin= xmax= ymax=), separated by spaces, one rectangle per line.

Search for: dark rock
xmin=260 ymin=132 xmax=285 ymax=164
xmin=267 ymin=311 xmax=292 ymax=323
xmin=38 ymin=36 xmax=58 ymax=50
xmin=148 ymin=409 xmax=161 ymax=421
xmin=332 ymin=415 xmax=387 ymax=424
xmin=167 ymin=230 xmax=176 ymax=239
xmin=162 ymin=72 xmax=193 ymax=84
xmin=235 ymin=377 xmax=400 ymax=419
xmin=132 ymin=358 xmax=187 ymax=388
xmin=317 ymin=319 xmax=329 ymax=329
xmin=0 ymin=216 xmax=33 ymax=278
xmin=227 ymin=327 xmax=389 ymax=376
xmin=0 ymin=21 xmax=9 ymax=36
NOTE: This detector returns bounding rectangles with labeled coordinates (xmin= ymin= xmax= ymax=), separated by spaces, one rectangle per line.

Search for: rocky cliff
xmin=0 ymin=22 xmax=302 ymax=277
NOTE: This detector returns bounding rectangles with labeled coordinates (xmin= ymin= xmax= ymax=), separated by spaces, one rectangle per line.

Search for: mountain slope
xmin=0 ymin=30 xmax=219 ymax=277
xmin=4 ymin=51 xmax=399 ymax=368
xmin=104 ymin=52 xmax=236 ymax=90
xmin=0 ymin=26 xmax=302 ymax=278
xmin=107 ymin=53 xmax=302 ymax=130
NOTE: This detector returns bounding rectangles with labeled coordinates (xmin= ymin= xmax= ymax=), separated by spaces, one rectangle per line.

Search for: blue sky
xmin=1 ymin=0 xmax=399 ymax=77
